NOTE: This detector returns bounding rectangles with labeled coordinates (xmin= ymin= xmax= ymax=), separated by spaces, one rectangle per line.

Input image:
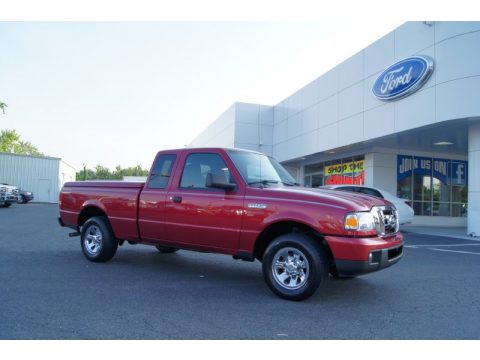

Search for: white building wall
xmin=189 ymin=104 xmax=236 ymax=148
xmin=272 ymin=21 xmax=480 ymax=162
xmin=364 ymin=153 xmax=398 ymax=195
xmin=468 ymin=123 xmax=480 ymax=236
xmin=59 ymin=160 xmax=77 ymax=191
xmin=189 ymin=102 xmax=274 ymax=155
xmin=234 ymin=102 xmax=273 ymax=156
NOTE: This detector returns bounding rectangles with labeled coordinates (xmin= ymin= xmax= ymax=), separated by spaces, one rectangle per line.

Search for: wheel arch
xmin=253 ymin=220 xmax=335 ymax=269
xmin=78 ymin=205 xmax=109 ymax=228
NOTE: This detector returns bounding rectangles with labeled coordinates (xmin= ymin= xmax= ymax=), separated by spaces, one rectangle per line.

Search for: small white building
xmin=0 ymin=152 xmax=76 ymax=203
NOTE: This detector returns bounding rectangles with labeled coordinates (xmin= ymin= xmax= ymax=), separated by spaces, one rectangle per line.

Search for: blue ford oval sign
xmin=372 ymin=56 xmax=434 ymax=101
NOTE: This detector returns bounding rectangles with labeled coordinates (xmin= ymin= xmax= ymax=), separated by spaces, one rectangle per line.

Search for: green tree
xmin=75 ymin=164 xmax=149 ymax=181
xmin=0 ymin=100 xmax=7 ymax=115
xmin=75 ymin=168 xmax=96 ymax=181
xmin=94 ymin=165 xmax=113 ymax=180
xmin=0 ymin=129 xmax=44 ymax=156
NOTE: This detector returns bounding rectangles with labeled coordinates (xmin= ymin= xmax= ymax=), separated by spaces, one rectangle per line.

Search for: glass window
xmin=148 ymin=154 xmax=176 ymax=189
xmin=304 ymin=176 xmax=312 ymax=188
xmin=432 ymin=177 xmax=450 ymax=203
xmin=311 ymin=174 xmax=323 ymax=188
xmin=433 ymin=202 xmax=450 ymax=217
xmin=180 ymin=153 xmax=234 ymax=190
xmin=228 ymin=150 xmax=296 ymax=186
xmin=452 ymin=186 xmax=468 ymax=203
xmin=397 ymin=176 xmax=412 ymax=200
xmin=305 ymin=163 xmax=323 ymax=174
xmin=398 ymin=155 xmax=468 ymax=218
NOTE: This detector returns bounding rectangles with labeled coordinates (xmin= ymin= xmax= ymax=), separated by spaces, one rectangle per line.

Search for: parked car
xmin=0 ymin=183 xmax=20 ymax=208
xmin=321 ymin=185 xmax=414 ymax=225
xmin=59 ymin=147 xmax=404 ymax=301
xmin=18 ymin=189 xmax=34 ymax=204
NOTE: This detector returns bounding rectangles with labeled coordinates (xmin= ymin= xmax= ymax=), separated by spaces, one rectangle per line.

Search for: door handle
xmin=170 ymin=196 xmax=182 ymax=203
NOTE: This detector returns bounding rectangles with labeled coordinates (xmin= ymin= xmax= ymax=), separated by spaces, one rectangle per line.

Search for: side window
xmin=336 ymin=186 xmax=354 ymax=193
xmin=148 ymin=154 xmax=176 ymax=189
xmin=180 ymin=153 xmax=234 ymax=190
xmin=359 ymin=187 xmax=384 ymax=198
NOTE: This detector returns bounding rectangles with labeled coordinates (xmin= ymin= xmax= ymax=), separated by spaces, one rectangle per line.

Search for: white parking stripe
xmin=428 ymin=248 xmax=480 ymax=255
xmin=405 ymin=244 xmax=480 ymax=248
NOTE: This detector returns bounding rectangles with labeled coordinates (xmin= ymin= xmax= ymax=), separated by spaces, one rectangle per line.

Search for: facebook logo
xmin=451 ymin=162 xmax=467 ymax=185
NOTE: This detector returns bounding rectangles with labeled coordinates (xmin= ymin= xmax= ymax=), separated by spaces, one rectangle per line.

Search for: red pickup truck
xmin=58 ymin=148 xmax=403 ymax=300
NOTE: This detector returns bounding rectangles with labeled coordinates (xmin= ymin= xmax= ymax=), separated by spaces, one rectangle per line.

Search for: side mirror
xmin=205 ymin=172 xmax=236 ymax=192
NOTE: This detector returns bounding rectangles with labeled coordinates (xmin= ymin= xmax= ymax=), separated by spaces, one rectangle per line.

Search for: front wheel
xmin=80 ymin=216 xmax=118 ymax=262
xmin=262 ymin=234 xmax=328 ymax=301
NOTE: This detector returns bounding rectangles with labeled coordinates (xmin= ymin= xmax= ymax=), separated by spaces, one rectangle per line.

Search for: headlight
xmin=345 ymin=206 xmax=398 ymax=235
xmin=344 ymin=212 xmax=378 ymax=231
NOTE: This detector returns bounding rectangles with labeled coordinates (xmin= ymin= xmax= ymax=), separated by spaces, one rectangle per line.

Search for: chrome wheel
xmin=271 ymin=247 xmax=310 ymax=290
xmin=83 ymin=225 xmax=103 ymax=256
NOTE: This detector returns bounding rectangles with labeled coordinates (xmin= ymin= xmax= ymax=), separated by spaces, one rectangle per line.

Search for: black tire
xmin=262 ymin=233 xmax=329 ymax=301
xmin=155 ymin=245 xmax=179 ymax=254
xmin=80 ymin=216 xmax=118 ymax=262
xmin=4 ymin=203 xmax=11 ymax=208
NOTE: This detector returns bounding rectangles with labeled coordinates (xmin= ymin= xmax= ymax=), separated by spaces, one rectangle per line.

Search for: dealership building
xmin=190 ymin=21 xmax=480 ymax=235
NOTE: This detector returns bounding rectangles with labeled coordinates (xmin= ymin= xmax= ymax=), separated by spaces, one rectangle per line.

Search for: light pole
xmin=83 ymin=163 xmax=87 ymax=181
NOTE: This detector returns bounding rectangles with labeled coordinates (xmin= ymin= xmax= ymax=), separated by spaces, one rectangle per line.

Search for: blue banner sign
xmin=397 ymin=155 xmax=468 ymax=186
xmin=373 ymin=56 xmax=434 ymax=101
xmin=451 ymin=161 xmax=468 ymax=185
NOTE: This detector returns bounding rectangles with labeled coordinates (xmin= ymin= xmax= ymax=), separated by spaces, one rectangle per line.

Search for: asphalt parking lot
xmin=1 ymin=204 xmax=479 ymax=339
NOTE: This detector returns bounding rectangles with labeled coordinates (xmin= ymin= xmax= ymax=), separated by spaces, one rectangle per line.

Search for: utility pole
xmin=83 ymin=164 xmax=87 ymax=181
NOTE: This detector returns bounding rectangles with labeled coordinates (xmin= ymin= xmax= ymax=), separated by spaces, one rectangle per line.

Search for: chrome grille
xmin=372 ymin=206 xmax=399 ymax=236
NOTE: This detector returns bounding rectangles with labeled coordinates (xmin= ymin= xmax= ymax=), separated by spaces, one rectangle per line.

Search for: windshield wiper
xmin=247 ymin=180 xmax=297 ymax=187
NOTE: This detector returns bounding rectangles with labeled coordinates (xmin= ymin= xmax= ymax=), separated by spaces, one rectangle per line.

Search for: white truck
xmin=0 ymin=183 xmax=20 ymax=208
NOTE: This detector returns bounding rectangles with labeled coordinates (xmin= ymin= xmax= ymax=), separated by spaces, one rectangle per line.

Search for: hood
xmin=247 ymin=185 xmax=393 ymax=212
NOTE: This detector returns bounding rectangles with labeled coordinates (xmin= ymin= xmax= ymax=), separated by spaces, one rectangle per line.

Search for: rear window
xmin=148 ymin=154 xmax=176 ymax=189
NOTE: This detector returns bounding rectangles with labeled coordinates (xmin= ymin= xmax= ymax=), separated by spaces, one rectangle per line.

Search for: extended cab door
xmin=164 ymin=150 xmax=245 ymax=252
xmin=138 ymin=152 xmax=178 ymax=243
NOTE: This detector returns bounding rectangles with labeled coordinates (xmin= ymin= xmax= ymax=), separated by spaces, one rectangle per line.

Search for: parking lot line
xmin=405 ymin=244 xmax=480 ymax=248
xmin=427 ymin=248 xmax=480 ymax=256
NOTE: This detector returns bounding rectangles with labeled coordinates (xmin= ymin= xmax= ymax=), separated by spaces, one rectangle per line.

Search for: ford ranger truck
xmin=58 ymin=148 xmax=403 ymax=301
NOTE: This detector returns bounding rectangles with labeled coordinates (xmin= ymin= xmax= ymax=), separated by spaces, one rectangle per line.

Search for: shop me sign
xmin=397 ymin=155 xmax=468 ymax=185
xmin=372 ymin=56 xmax=434 ymax=101
xmin=325 ymin=160 xmax=365 ymax=185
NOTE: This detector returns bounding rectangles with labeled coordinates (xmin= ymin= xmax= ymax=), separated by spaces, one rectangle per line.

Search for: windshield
xmin=228 ymin=150 xmax=297 ymax=187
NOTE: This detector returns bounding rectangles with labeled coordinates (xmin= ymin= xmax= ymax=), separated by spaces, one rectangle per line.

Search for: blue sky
xmin=1 ymin=21 xmax=404 ymax=170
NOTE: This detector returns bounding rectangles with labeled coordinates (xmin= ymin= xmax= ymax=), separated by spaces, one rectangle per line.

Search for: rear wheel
xmin=155 ymin=245 xmax=179 ymax=254
xmin=262 ymin=233 xmax=328 ymax=301
xmin=80 ymin=216 xmax=118 ymax=262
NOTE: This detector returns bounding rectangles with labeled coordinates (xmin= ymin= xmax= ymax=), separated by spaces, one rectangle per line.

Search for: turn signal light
xmin=345 ymin=214 xmax=359 ymax=230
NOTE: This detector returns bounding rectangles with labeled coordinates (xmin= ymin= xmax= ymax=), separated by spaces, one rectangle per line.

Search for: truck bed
xmin=59 ymin=181 xmax=145 ymax=241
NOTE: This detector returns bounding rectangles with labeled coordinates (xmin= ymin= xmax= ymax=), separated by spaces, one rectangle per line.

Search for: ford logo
xmin=372 ymin=56 xmax=434 ymax=101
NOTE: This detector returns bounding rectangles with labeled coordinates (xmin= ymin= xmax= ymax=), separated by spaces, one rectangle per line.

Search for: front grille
xmin=388 ymin=246 xmax=403 ymax=261
xmin=373 ymin=206 xmax=399 ymax=236
xmin=382 ymin=207 xmax=398 ymax=235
